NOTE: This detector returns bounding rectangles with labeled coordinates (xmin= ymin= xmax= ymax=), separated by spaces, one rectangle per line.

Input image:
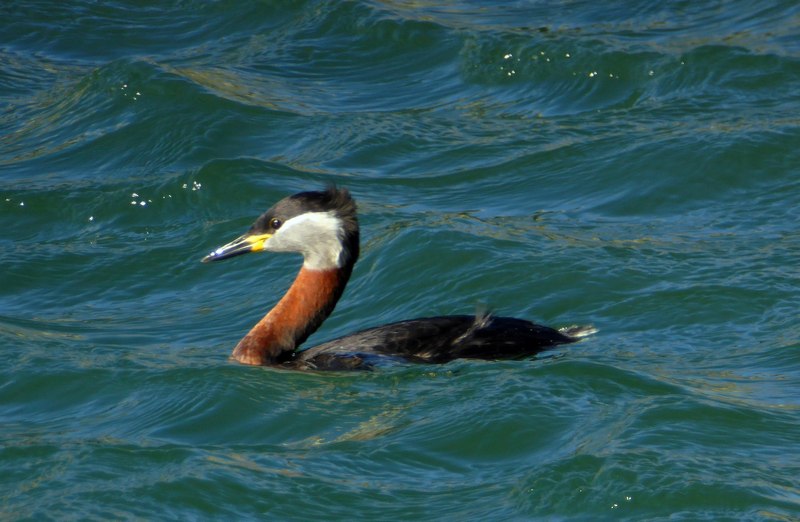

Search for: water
xmin=2 ymin=1 xmax=799 ymax=519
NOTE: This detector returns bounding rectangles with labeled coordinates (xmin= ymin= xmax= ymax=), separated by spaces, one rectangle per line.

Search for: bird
xmin=202 ymin=187 xmax=595 ymax=370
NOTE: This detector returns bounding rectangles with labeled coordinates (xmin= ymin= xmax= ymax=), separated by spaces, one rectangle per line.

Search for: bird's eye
xmin=270 ymin=218 xmax=282 ymax=230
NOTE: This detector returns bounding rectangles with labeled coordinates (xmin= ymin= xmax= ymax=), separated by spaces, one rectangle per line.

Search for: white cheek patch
xmin=266 ymin=211 xmax=345 ymax=270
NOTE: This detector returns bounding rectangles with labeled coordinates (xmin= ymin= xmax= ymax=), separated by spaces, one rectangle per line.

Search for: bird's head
xmin=202 ymin=187 xmax=359 ymax=271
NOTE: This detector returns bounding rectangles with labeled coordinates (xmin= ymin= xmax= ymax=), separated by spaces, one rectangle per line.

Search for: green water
xmin=2 ymin=1 xmax=799 ymax=520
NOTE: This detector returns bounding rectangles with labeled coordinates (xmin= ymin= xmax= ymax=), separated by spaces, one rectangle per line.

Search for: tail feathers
xmin=559 ymin=325 xmax=598 ymax=340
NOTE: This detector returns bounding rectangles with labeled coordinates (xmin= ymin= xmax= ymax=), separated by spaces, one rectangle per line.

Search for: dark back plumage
xmin=294 ymin=314 xmax=580 ymax=369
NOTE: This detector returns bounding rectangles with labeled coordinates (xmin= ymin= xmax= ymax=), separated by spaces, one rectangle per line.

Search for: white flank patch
xmin=265 ymin=211 xmax=345 ymax=270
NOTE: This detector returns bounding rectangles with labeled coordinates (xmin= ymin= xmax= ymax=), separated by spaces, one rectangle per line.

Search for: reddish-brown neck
xmin=231 ymin=267 xmax=346 ymax=365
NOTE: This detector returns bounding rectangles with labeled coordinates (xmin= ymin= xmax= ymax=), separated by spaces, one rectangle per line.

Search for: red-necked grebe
xmin=202 ymin=187 xmax=595 ymax=370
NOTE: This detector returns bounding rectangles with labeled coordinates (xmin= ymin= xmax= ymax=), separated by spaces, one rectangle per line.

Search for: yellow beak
xmin=201 ymin=233 xmax=272 ymax=263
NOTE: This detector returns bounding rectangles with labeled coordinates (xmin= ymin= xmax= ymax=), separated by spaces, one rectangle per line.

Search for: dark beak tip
xmin=200 ymin=234 xmax=257 ymax=264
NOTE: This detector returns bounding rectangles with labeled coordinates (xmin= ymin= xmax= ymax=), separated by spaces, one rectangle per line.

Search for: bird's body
xmin=202 ymin=187 xmax=594 ymax=370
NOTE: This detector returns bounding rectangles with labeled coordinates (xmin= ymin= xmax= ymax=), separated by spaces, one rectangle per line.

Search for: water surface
xmin=2 ymin=1 xmax=799 ymax=520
